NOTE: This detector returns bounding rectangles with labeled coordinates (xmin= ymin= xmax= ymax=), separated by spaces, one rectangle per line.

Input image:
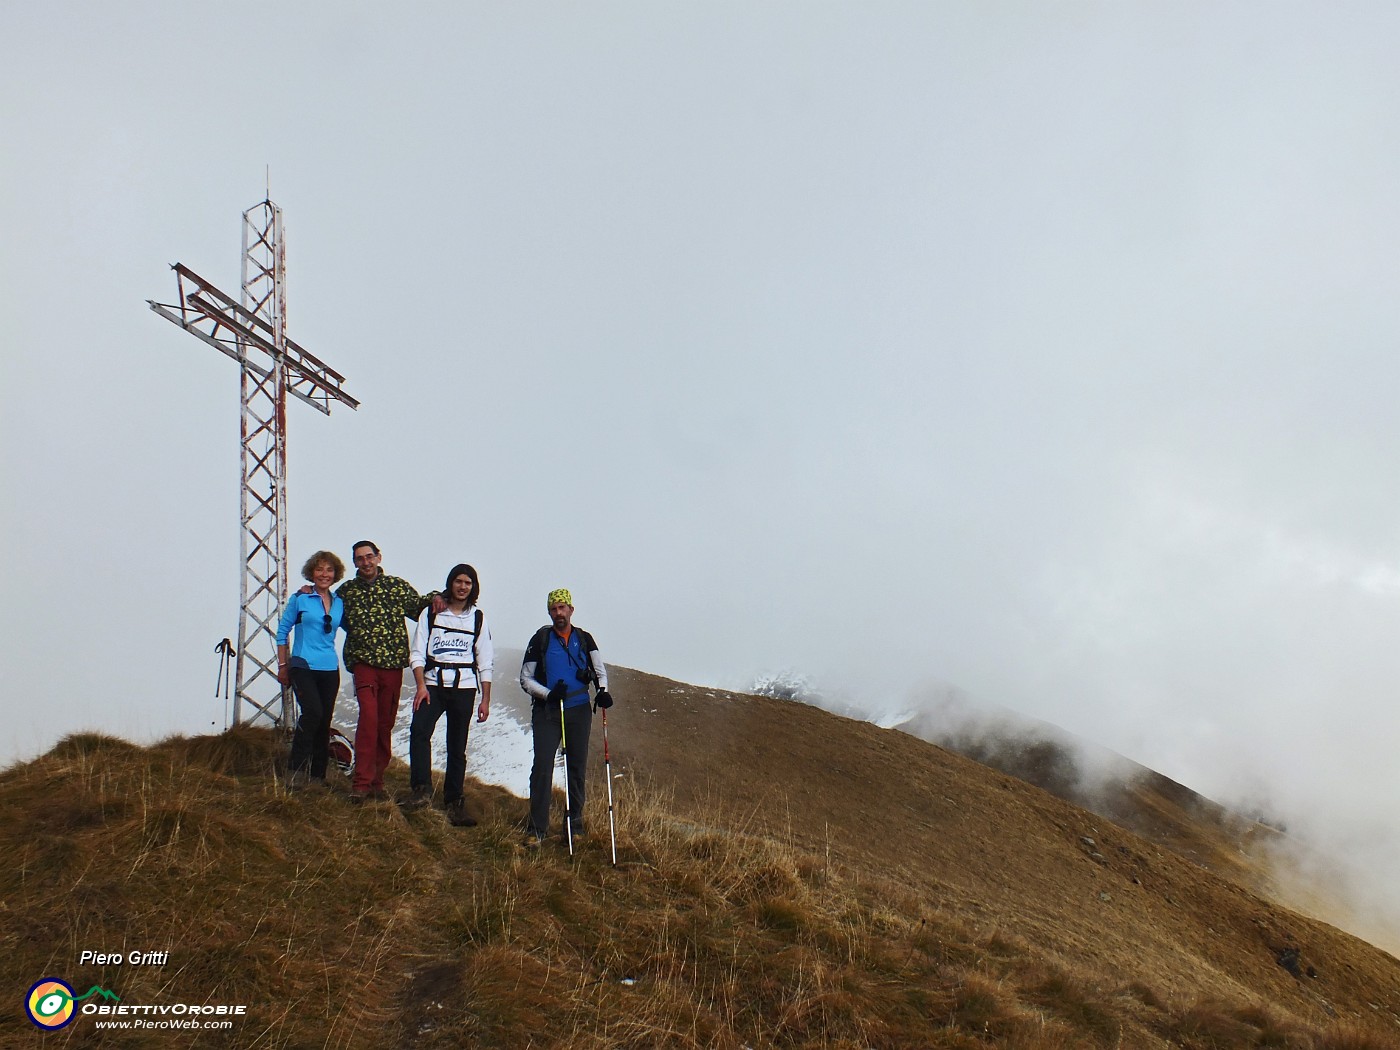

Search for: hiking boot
xmin=521 ymin=831 xmax=546 ymax=849
xmin=401 ymin=786 xmax=431 ymax=811
xmin=446 ymin=799 xmax=477 ymax=827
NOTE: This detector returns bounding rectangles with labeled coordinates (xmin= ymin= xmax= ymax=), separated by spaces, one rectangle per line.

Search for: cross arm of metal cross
xmin=148 ymin=263 xmax=359 ymax=416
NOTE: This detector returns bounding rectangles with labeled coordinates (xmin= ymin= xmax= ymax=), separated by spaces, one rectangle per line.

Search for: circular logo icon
xmin=26 ymin=978 xmax=76 ymax=1029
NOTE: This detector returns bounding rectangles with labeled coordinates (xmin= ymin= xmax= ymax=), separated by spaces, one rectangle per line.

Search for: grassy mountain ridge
xmin=597 ymin=665 xmax=1400 ymax=1036
xmin=857 ymin=688 xmax=1394 ymax=954
xmin=890 ymin=702 xmax=1283 ymax=891
xmin=2 ymin=665 xmax=1398 ymax=1048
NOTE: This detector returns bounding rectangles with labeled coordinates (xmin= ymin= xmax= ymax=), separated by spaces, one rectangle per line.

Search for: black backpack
xmin=525 ymin=625 xmax=598 ymax=690
xmin=424 ymin=606 xmax=485 ymax=689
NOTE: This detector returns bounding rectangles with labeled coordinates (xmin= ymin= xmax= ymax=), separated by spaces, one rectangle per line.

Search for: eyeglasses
xmin=323 ymin=614 xmax=333 ymax=634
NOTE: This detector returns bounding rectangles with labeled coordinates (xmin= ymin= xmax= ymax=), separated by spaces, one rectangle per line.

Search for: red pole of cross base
xmin=602 ymin=708 xmax=617 ymax=866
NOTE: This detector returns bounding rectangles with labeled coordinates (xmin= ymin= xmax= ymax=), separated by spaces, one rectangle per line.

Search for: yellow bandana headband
xmin=547 ymin=588 xmax=573 ymax=607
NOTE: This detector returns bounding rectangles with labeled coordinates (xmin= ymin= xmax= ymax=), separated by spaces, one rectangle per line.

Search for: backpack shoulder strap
xmin=424 ymin=604 xmax=439 ymax=670
xmin=468 ymin=608 xmax=485 ymax=671
xmin=526 ymin=625 xmax=552 ymax=684
xmin=559 ymin=627 xmax=597 ymax=682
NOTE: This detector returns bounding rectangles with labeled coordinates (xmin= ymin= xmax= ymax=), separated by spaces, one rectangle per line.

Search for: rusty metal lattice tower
xmin=149 ymin=200 xmax=358 ymax=727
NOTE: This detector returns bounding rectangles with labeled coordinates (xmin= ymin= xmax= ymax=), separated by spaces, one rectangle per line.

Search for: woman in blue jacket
xmin=276 ymin=550 xmax=347 ymax=787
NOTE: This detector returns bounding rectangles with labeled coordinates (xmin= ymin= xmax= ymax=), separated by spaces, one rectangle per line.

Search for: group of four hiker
xmin=274 ymin=540 xmax=612 ymax=847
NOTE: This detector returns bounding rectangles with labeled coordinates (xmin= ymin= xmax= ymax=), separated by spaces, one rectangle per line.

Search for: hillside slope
xmin=2 ymin=665 xmax=1398 ymax=1049
xmin=601 ymin=664 xmax=1400 ymax=1032
xmin=891 ymin=703 xmax=1283 ymax=890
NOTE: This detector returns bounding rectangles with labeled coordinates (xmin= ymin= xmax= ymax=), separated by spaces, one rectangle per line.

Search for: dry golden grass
xmin=2 ymin=725 xmax=1398 ymax=1049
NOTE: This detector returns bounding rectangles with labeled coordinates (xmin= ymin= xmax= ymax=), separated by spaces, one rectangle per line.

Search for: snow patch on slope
xmin=332 ymin=681 xmax=533 ymax=798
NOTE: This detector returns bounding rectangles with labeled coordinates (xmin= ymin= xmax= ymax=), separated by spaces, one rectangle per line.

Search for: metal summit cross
xmin=149 ymin=199 xmax=358 ymax=728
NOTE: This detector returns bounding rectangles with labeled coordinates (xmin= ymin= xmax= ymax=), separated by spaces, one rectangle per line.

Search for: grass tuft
xmin=47 ymin=731 xmax=144 ymax=759
xmin=160 ymin=723 xmax=283 ymax=775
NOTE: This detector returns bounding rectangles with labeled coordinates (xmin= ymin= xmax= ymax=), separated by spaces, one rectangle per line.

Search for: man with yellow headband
xmin=518 ymin=588 xmax=613 ymax=846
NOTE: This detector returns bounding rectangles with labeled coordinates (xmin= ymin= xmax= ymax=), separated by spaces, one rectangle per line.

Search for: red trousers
xmin=351 ymin=664 xmax=403 ymax=793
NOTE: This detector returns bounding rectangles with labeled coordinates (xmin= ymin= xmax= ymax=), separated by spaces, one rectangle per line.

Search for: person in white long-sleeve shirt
xmin=406 ymin=563 xmax=493 ymax=825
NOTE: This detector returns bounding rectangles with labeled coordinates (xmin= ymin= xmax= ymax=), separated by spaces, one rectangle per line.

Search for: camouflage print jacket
xmin=336 ymin=570 xmax=430 ymax=671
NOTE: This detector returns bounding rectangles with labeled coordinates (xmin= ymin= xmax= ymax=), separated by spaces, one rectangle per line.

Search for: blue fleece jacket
xmin=276 ymin=592 xmax=346 ymax=671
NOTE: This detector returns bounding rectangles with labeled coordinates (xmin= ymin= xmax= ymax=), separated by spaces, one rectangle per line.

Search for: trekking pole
xmin=214 ymin=638 xmax=235 ymax=698
xmin=559 ymin=700 xmax=574 ymax=857
xmin=214 ymin=638 xmax=235 ymax=728
xmin=601 ymin=707 xmax=617 ymax=866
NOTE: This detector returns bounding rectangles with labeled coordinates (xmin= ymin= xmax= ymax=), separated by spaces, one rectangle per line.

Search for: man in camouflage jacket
xmin=338 ymin=540 xmax=432 ymax=799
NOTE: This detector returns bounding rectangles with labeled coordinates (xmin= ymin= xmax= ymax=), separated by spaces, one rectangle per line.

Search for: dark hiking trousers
xmin=529 ymin=701 xmax=591 ymax=837
xmin=288 ymin=667 xmax=340 ymax=778
xmin=410 ymin=685 xmax=475 ymax=804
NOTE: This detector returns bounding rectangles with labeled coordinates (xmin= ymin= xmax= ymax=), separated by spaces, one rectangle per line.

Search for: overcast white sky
xmin=4 ymin=1 xmax=1398 ymax=918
